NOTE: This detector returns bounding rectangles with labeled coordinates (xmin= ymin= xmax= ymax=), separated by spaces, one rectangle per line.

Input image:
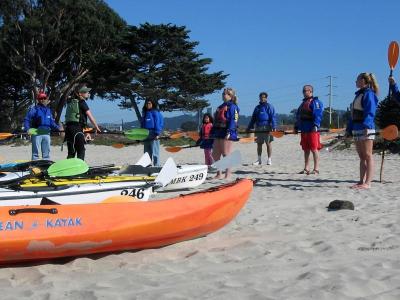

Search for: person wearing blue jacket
xmin=295 ymin=85 xmax=324 ymax=175
xmin=141 ymin=99 xmax=164 ymax=166
xmin=346 ymin=73 xmax=379 ymax=190
xmin=388 ymin=76 xmax=400 ymax=103
xmin=23 ymin=91 xmax=61 ymax=160
xmin=246 ymin=92 xmax=277 ymax=165
xmin=211 ymin=87 xmax=240 ymax=180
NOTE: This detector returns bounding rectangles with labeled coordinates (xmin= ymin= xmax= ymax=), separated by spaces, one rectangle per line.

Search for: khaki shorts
xmin=255 ymin=126 xmax=274 ymax=143
xmin=352 ymin=129 xmax=375 ymax=141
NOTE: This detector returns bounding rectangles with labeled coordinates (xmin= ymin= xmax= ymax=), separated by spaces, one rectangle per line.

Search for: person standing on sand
xmin=211 ymin=87 xmax=240 ymax=180
xmin=346 ymin=72 xmax=379 ymax=190
xmin=295 ymin=85 xmax=324 ymax=175
xmin=141 ymin=99 xmax=164 ymax=167
xmin=388 ymin=76 xmax=400 ymax=103
xmin=197 ymin=113 xmax=214 ymax=167
xmin=246 ymin=92 xmax=277 ymax=166
xmin=65 ymin=85 xmax=101 ymax=161
xmin=23 ymin=91 xmax=61 ymax=160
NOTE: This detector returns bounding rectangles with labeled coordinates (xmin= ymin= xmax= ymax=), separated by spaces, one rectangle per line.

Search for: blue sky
xmin=89 ymin=0 xmax=400 ymax=123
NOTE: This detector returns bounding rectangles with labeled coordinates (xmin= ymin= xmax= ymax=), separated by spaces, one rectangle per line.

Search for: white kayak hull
xmin=164 ymin=164 xmax=208 ymax=191
xmin=0 ymin=181 xmax=153 ymax=206
xmin=119 ymin=164 xmax=208 ymax=191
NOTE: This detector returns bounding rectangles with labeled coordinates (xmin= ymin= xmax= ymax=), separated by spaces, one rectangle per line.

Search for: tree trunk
xmin=130 ymin=96 xmax=142 ymax=124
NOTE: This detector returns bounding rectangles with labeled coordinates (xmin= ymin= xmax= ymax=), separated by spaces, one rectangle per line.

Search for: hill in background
xmin=99 ymin=113 xmax=297 ymax=131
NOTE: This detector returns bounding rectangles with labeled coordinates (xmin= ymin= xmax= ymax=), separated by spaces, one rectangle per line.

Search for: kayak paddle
xmin=46 ymin=158 xmax=89 ymax=177
xmin=165 ymin=144 xmax=199 ymax=153
xmin=326 ymin=125 xmax=398 ymax=152
xmin=111 ymin=131 xmax=186 ymax=149
xmin=381 ymin=41 xmax=400 ymax=182
xmin=388 ymin=41 xmax=399 ymax=78
xmin=0 ymin=128 xmax=52 ymax=140
xmin=164 ymin=136 xmax=254 ymax=153
xmin=0 ymin=158 xmax=90 ymax=187
xmin=243 ymin=128 xmax=345 ymax=139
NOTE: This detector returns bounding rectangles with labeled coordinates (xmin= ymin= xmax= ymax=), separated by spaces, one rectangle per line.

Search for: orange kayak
xmin=0 ymin=178 xmax=253 ymax=264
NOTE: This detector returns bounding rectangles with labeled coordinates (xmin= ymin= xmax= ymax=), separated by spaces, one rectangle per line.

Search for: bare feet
xmin=350 ymin=183 xmax=370 ymax=189
xmin=355 ymin=183 xmax=370 ymax=190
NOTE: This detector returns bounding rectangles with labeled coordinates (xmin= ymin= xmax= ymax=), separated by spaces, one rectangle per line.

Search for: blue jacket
xmin=295 ymin=97 xmax=324 ymax=132
xmin=389 ymin=82 xmax=400 ymax=103
xmin=211 ymin=101 xmax=240 ymax=140
xmin=141 ymin=109 xmax=163 ymax=136
xmin=23 ymin=104 xmax=60 ymax=133
xmin=247 ymin=102 xmax=277 ymax=130
xmin=346 ymin=88 xmax=378 ymax=133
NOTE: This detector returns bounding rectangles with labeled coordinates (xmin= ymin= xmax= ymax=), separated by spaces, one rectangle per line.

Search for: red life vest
xmin=214 ymin=105 xmax=228 ymax=128
xmin=300 ymin=98 xmax=313 ymax=121
xmin=201 ymin=123 xmax=213 ymax=139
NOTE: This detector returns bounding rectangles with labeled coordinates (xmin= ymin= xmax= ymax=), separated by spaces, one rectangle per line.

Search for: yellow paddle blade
xmin=112 ymin=143 xmax=125 ymax=149
xmin=382 ymin=125 xmax=398 ymax=141
xmin=165 ymin=146 xmax=182 ymax=153
xmin=101 ymin=196 xmax=140 ymax=203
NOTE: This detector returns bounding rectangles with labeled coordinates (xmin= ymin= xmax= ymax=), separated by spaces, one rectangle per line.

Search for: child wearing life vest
xmin=211 ymin=87 xmax=240 ymax=179
xmin=197 ymin=113 xmax=214 ymax=166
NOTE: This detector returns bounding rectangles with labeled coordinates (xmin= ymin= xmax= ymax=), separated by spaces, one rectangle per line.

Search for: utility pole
xmin=326 ymin=75 xmax=337 ymax=127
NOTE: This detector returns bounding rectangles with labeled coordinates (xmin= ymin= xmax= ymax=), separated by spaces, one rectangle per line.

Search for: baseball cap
xmin=37 ymin=92 xmax=48 ymax=100
xmin=78 ymin=86 xmax=91 ymax=93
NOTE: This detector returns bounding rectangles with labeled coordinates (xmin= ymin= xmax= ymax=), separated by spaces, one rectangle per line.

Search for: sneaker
xmin=267 ymin=158 xmax=272 ymax=165
xmin=252 ymin=160 xmax=262 ymax=166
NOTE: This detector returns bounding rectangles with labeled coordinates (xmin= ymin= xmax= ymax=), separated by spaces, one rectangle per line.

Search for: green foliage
xmin=119 ymin=23 xmax=227 ymax=115
xmin=0 ymin=3 xmax=227 ymax=130
xmin=0 ymin=0 xmax=127 ymax=125
xmin=375 ymin=95 xmax=400 ymax=129
xmin=375 ymin=95 xmax=400 ymax=154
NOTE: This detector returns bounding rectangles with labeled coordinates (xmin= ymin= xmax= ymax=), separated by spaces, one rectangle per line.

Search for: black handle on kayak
xmin=9 ymin=208 xmax=58 ymax=216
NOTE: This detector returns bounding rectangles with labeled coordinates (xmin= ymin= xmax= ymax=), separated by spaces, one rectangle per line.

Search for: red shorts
xmin=300 ymin=132 xmax=322 ymax=151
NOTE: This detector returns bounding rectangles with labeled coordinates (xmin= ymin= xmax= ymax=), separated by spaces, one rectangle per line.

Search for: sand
xmin=1 ymin=136 xmax=400 ymax=299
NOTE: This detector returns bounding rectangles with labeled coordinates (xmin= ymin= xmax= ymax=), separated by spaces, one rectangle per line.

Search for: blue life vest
xmin=255 ymin=104 xmax=270 ymax=126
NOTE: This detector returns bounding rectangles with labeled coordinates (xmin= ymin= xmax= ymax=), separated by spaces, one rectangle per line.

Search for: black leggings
xmin=66 ymin=124 xmax=86 ymax=160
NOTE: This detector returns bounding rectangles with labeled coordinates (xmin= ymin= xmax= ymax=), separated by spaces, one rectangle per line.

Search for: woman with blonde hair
xmin=211 ymin=87 xmax=240 ymax=179
xmin=346 ymin=72 xmax=379 ymax=189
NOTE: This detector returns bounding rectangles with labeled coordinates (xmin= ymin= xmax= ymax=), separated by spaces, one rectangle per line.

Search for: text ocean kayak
xmin=0 ymin=178 xmax=253 ymax=264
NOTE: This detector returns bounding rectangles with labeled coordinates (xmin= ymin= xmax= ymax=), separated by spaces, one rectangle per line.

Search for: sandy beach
xmin=1 ymin=136 xmax=400 ymax=299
